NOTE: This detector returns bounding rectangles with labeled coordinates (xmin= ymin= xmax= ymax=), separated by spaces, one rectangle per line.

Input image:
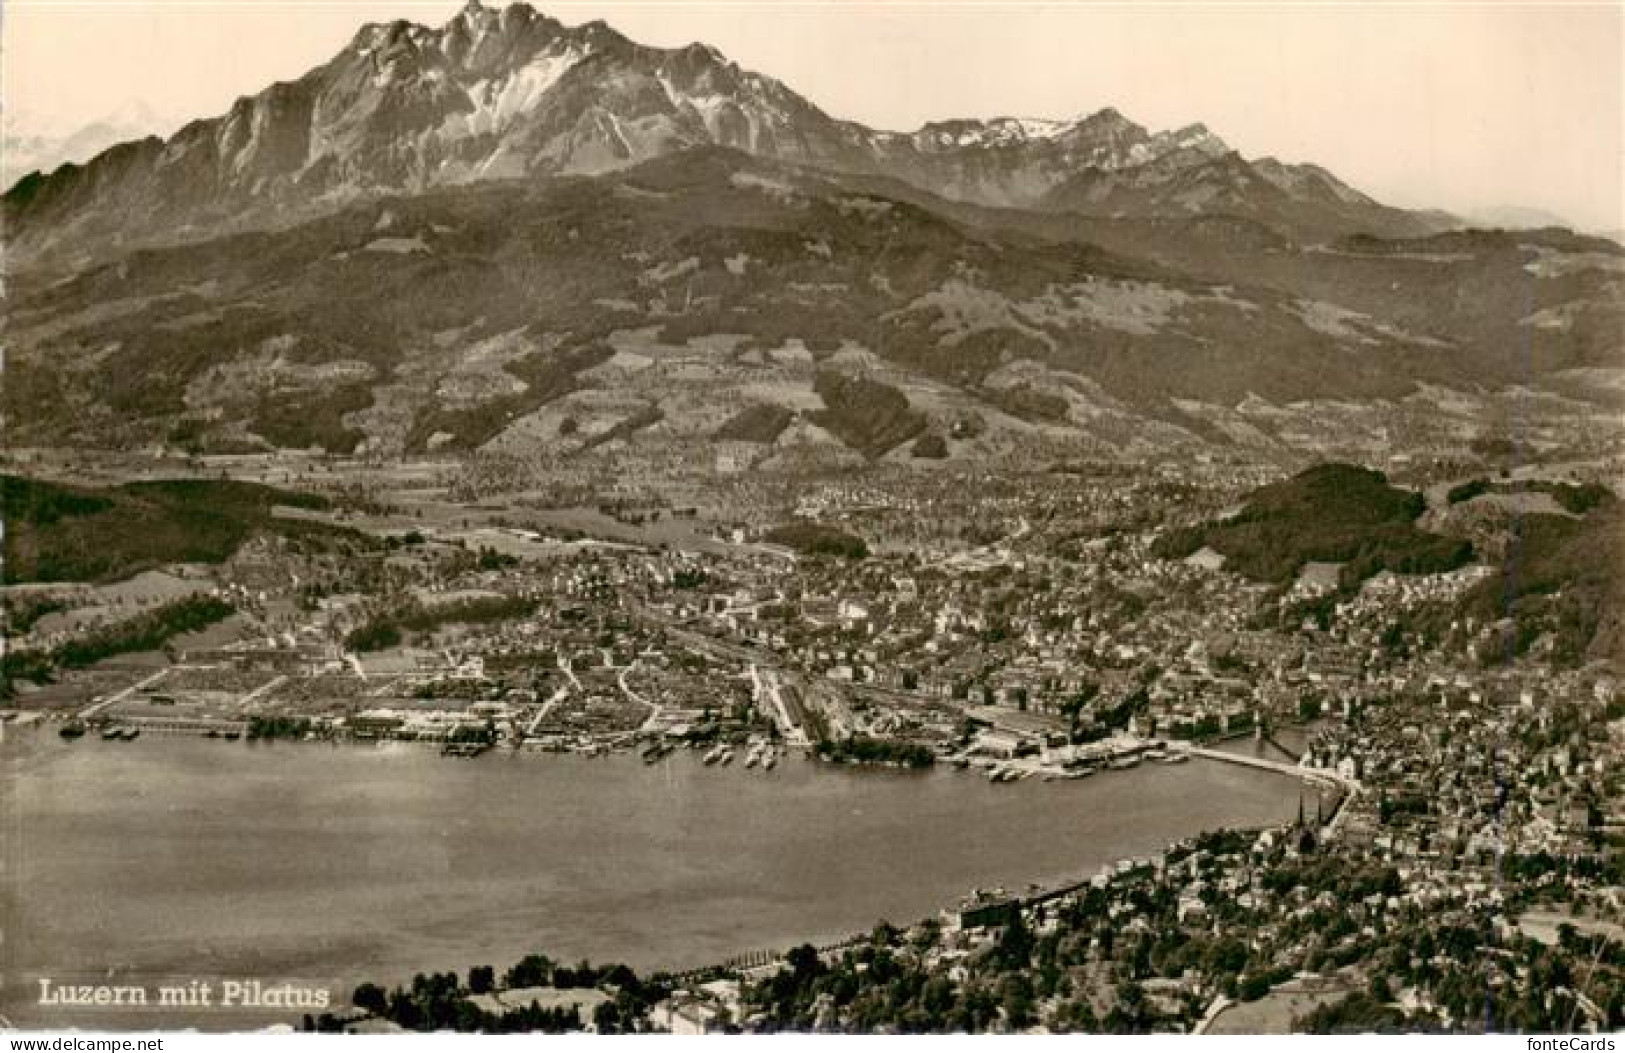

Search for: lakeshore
xmin=1 ymin=726 xmax=1302 ymax=1030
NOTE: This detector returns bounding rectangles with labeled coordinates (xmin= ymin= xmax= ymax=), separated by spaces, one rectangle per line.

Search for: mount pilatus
xmin=5 ymin=1 xmax=1619 ymax=463
xmin=6 ymin=0 xmax=1442 ymax=263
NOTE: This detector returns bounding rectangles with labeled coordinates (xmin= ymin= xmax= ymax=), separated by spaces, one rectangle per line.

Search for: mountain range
xmin=3 ymin=1 xmax=1620 ymax=465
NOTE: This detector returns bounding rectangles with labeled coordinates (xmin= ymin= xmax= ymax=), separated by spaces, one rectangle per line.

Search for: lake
xmin=1 ymin=729 xmax=1300 ymax=1028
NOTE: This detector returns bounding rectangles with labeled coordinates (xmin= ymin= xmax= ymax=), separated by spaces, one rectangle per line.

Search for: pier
xmin=1172 ymin=743 xmax=1348 ymax=789
xmin=1170 ymin=743 xmax=1361 ymax=836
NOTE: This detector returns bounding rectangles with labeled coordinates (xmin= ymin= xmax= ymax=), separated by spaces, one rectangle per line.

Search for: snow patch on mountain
xmin=463 ymin=47 xmax=589 ymax=135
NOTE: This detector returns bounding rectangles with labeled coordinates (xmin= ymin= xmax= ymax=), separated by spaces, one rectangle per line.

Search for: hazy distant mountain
xmin=2 ymin=100 xmax=173 ymax=186
xmin=1465 ymin=205 xmax=1577 ymax=231
xmin=3 ymin=0 xmax=1449 ymax=266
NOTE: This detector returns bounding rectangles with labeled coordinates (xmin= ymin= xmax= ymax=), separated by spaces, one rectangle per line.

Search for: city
xmin=3 ymin=431 xmax=1620 ymax=1032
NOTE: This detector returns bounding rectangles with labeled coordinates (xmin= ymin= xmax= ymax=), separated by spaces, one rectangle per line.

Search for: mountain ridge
xmin=4 ymin=0 xmax=1452 ymax=267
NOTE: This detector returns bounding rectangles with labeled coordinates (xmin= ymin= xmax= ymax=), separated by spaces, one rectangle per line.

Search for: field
xmin=1207 ymin=981 xmax=1356 ymax=1034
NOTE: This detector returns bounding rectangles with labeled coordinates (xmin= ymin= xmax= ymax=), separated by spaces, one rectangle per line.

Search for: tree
xmin=912 ymin=917 xmax=942 ymax=953
xmin=787 ymin=944 xmax=823 ymax=982
xmin=1113 ymin=980 xmax=1146 ymax=1032
xmin=469 ymin=966 xmax=495 ymax=995
xmin=922 ymin=975 xmax=955 ymax=1019
xmin=1000 ymin=974 xmax=1035 ymax=1030
xmin=352 ymin=982 xmax=388 ymax=1015
xmin=997 ymin=912 xmax=1034 ymax=968
xmin=1054 ymin=997 xmax=1099 ymax=1032
xmin=506 ymin=953 xmax=553 ymax=989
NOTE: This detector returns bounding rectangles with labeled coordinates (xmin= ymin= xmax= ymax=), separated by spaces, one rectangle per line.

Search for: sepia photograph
xmin=0 ymin=0 xmax=1621 ymax=1040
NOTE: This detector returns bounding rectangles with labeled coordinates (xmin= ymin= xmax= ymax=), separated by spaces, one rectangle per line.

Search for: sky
xmin=4 ymin=1 xmax=1621 ymax=231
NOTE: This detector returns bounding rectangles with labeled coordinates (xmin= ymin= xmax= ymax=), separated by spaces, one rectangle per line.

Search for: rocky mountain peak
xmin=3 ymin=3 xmax=1447 ymax=266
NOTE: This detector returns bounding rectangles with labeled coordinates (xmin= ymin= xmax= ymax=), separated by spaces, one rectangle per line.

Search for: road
xmin=526 ymin=684 xmax=570 ymax=737
xmin=1192 ymin=995 xmax=1233 ymax=1035
xmin=559 ymin=652 xmax=583 ymax=691
xmin=78 ymin=669 xmax=169 ymax=721
xmin=236 ymin=673 xmax=289 ymax=709
xmin=618 ymin=658 xmax=664 ymax=730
